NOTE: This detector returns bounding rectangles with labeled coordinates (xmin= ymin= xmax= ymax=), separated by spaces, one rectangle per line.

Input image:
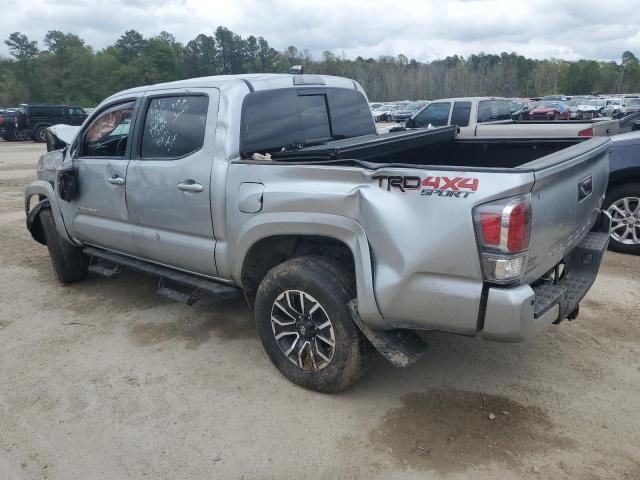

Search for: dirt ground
xmin=0 ymin=140 xmax=639 ymax=480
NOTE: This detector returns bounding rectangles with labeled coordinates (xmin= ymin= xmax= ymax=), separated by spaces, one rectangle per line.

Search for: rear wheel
xmin=604 ymin=183 xmax=640 ymax=255
xmin=40 ymin=208 xmax=88 ymax=283
xmin=255 ymin=256 xmax=374 ymax=392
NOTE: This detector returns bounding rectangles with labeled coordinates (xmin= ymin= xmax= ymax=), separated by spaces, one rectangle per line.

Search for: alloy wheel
xmin=608 ymin=197 xmax=640 ymax=245
xmin=270 ymin=290 xmax=336 ymax=371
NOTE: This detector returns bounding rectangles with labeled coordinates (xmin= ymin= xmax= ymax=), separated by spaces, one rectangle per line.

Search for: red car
xmin=527 ymin=101 xmax=571 ymax=120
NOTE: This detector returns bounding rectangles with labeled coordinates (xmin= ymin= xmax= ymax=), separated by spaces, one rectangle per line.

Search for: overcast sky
xmin=2 ymin=0 xmax=639 ymax=62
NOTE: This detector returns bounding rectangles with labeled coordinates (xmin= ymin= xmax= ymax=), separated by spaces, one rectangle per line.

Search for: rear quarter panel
xmin=225 ymin=161 xmax=534 ymax=334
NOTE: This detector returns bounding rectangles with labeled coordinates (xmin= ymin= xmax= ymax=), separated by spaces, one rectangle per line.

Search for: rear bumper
xmin=480 ymin=210 xmax=610 ymax=342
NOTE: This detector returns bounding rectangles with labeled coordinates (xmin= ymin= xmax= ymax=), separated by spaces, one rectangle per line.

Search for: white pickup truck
xmin=405 ymin=97 xmax=619 ymax=138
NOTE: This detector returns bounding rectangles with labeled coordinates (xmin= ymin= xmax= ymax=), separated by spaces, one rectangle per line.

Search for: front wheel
xmin=255 ymin=256 xmax=374 ymax=392
xmin=604 ymin=183 xmax=640 ymax=255
xmin=40 ymin=208 xmax=88 ymax=282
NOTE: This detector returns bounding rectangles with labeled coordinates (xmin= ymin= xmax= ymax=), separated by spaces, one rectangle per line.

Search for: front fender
xmin=25 ymin=180 xmax=73 ymax=244
xmin=231 ymin=212 xmax=385 ymax=328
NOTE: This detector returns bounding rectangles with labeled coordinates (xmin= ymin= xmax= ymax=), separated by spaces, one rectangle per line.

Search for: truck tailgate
xmin=522 ymin=137 xmax=610 ymax=283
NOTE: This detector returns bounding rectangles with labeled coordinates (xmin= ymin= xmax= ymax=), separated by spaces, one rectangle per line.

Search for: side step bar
xmin=83 ymin=247 xmax=239 ymax=303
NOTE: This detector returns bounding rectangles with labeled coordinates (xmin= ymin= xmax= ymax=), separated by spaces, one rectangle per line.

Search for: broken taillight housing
xmin=473 ymin=194 xmax=532 ymax=284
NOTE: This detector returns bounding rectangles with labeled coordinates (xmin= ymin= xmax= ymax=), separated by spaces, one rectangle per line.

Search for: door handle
xmin=177 ymin=181 xmax=204 ymax=193
xmin=106 ymin=175 xmax=125 ymax=186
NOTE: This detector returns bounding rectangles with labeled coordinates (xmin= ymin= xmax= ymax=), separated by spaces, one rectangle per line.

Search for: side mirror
xmin=57 ymin=167 xmax=79 ymax=202
xmin=405 ymin=118 xmax=416 ymax=128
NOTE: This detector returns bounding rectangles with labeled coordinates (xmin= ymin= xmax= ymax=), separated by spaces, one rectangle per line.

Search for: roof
xmin=106 ymin=74 xmax=361 ymax=102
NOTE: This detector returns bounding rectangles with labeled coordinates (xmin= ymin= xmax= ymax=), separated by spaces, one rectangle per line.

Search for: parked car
xmin=371 ymin=103 xmax=398 ymax=122
xmin=527 ymin=101 xmax=571 ymax=120
xmin=623 ymin=98 xmax=640 ymax=115
xmin=603 ymin=131 xmax=640 ymax=254
xmin=14 ymin=104 xmax=88 ymax=142
xmin=25 ymin=73 xmax=610 ymax=392
xmin=389 ymin=102 xmax=425 ymax=122
xmin=602 ymin=98 xmax=627 ymax=118
xmin=0 ymin=108 xmax=30 ymax=141
xmin=509 ymin=99 xmax=537 ymax=120
xmin=404 ymin=97 xmax=618 ymax=137
xmin=571 ymin=99 xmax=607 ymax=120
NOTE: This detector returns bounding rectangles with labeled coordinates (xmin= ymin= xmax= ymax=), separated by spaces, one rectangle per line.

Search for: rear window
xmin=241 ymin=88 xmax=374 ymax=156
xmin=477 ymin=100 xmax=512 ymax=123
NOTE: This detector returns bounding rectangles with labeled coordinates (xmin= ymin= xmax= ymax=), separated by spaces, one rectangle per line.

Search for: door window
xmin=477 ymin=100 xmax=512 ymax=123
xmin=80 ymin=102 xmax=135 ymax=157
xmin=451 ymin=101 xmax=472 ymax=127
xmin=412 ymin=103 xmax=451 ymax=127
xmin=140 ymin=95 xmax=209 ymax=159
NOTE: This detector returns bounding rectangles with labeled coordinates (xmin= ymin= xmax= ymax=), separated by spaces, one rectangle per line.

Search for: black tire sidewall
xmin=255 ymin=256 xmax=370 ymax=392
xmin=604 ymin=183 xmax=640 ymax=255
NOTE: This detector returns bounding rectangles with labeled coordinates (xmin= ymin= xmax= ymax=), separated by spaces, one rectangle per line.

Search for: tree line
xmin=1 ymin=27 xmax=639 ymax=107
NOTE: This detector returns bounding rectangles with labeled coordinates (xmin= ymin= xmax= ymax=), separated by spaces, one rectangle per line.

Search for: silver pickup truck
xmin=25 ymin=73 xmax=611 ymax=392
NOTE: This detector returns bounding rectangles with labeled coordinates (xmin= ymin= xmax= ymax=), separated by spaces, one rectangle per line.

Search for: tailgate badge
xmin=578 ymin=175 xmax=592 ymax=202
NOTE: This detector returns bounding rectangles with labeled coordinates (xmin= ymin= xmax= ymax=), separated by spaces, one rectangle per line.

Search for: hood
xmin=47 ymin=124 xmax=80 ymax=147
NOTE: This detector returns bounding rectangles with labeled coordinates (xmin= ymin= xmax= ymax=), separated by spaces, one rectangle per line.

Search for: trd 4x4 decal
xmin=372 ymin=175 xmax=479 ymax=198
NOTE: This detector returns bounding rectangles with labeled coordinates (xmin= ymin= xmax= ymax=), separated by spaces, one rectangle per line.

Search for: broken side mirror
xmin=57 ymin=167 xmax=78 ymax=202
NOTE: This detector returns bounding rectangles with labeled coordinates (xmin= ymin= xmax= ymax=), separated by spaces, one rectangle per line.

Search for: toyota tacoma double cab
xmin=25 ymin=73 xmax=611 ymax=392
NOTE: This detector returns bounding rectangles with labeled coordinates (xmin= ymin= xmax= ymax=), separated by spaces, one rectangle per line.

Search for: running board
xmin=348 ymin=299 xmax=427 ymax=368
xmin=83 ymin=247 xmax=239 ymax=302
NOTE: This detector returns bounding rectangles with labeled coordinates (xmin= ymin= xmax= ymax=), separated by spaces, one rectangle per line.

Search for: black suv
xmin=15 ymin=104 xmax=88 ymax=142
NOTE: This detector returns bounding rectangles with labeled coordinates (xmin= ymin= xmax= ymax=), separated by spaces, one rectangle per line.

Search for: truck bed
xmin=274 ymin=126 xmax=586 ymax=170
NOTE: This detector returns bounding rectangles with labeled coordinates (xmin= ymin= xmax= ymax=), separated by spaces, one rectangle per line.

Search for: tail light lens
xmin=578 ymin=127 xmax=593 ymax=137
xmin=0 ymin=116 xmax=4 ymax=125
xmin=473 ymin=195 xmax=531 ymax=284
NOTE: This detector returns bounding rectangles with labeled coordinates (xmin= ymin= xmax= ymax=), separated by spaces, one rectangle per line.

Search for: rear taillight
xmin=0 ymin=116 xmax=4 ymax=125
xmin=473 ymin=195 xmax=531 ymax=284
xmin=578 ymin=127 xmax=593 ymax=137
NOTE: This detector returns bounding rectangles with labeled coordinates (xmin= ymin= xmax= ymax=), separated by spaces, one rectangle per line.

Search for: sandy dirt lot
xmin=0 ymin=140 xmax=639 ymax=480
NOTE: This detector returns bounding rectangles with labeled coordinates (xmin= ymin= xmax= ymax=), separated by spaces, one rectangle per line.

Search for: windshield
xmin=587 ymin=100 xmax=605 ymax=107
xmin=627 ymin=99 xmax=640 ymax=106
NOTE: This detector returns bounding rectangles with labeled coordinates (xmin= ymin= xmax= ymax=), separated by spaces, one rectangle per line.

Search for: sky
xmin=2 ymin=0 xmax=639 ymax=62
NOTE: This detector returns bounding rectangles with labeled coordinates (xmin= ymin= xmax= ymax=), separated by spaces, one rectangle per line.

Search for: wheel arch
xmin=607 ymin=169 xmax=640 ymax=192
xmin=25 ymin=180 xmax=74 ymax=244
xmin=234 ymin=213 xmax=384 ymax=327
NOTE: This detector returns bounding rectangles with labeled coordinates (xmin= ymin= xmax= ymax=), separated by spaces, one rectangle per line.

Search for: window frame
xmin=74 ymin=98 xmax=140 ymax=160
xmin=132 ymin=92 xmax=210 ymax=162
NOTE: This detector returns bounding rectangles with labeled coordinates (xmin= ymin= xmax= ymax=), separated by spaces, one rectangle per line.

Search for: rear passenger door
xmin=126 ymin=89 xmax=220 ymax=277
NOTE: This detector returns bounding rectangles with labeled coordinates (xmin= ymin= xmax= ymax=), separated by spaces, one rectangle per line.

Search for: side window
xmin=70 ymin=107 xmax=85 ymax=115
xmin=413 ymin=103 xmax=451 ymax=127
xmin=451 ymin=101 xmax=472 ymax=127
xmin=477 ymin=100 xmax=512 ymax=123
xmin=141 ymin=95 xmax=209 ymax=159
xmin=80 ymin=102 xmax=135 ymax=157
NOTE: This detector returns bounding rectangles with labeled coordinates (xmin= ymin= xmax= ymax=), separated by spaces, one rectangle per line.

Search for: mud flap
xmin=348 ymin=299 xmax=427 ymax=368
xmin=26 ymin=198 xmax=50 ymax=245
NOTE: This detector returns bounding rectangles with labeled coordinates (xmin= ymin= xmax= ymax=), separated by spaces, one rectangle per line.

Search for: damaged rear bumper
xmin=479 ymin=210 xmax=610 ymax=342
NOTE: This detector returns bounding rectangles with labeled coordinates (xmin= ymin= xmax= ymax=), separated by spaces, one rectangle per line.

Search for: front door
xmin=126 ymin=89 xmax=220 ymax=277
xmin=59 ymin=99 xmax=139 ymax=255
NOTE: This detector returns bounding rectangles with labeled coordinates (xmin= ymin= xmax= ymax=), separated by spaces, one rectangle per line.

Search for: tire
xmin=255 ymin=256 xmax=374 ymax=393
xmin=40 ymin=208 xmax=88 ymax=283
xmin=33 ymin=125 xmax=49 ymax=143
xmin=604 ymin=183 xmax=640 ymax=255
